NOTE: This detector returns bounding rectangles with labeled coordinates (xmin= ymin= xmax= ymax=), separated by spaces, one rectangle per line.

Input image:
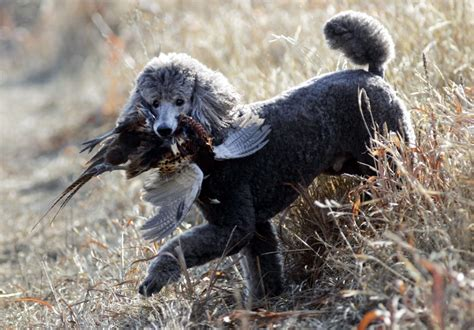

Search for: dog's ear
xmin=190 ymin=72 xmax=240 ymax=135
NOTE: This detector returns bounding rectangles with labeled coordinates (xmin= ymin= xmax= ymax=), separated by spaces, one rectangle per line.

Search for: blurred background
xmin=0 ymin=0 xmax=472 ymax=328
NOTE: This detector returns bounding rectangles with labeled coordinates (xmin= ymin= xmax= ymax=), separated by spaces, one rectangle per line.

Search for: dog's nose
xmin=156 ymin=126 xmax=173 ymax=138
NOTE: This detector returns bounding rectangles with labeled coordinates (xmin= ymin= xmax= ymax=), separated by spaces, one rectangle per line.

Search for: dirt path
xmin=0 ymin=76 xmax=114 ymax=284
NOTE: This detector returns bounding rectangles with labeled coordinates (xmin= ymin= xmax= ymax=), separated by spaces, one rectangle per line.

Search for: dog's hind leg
xmin=139 ymin=184 xmax=256 ymax=297
xmin=240 ymin=221 xmax=284 ymax=300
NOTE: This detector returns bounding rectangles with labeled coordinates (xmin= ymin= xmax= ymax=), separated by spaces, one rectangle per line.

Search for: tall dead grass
xmin=0 ymin=0 xmax=472 ymax=328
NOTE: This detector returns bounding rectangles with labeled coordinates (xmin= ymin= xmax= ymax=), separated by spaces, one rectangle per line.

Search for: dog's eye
xmin=175 ymin=99 xmax=185 ymax=106
xmin=152 ymin=100 xmax=160 ymax=108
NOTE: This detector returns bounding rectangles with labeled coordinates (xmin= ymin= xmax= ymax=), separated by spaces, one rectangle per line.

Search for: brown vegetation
xmin=0 ymin=0 xmax=472 ymax=328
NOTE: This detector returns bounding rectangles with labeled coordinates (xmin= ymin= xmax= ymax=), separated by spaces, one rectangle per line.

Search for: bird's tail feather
xmin=33 ymin=171 xmax=94 ymax=230
xmin=32 ymin=163 xmax=119 ymax=231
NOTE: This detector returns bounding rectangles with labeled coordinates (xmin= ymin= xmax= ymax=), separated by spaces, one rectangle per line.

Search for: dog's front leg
xmin=240 ymin=220 xmax=284 ymax=300
xmin=139 ymin=184 xmax=256 ymax=297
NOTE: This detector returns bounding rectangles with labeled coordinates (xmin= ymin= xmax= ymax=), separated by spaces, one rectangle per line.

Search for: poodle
xmin=115 ymin=11 xmax=415 ymax=299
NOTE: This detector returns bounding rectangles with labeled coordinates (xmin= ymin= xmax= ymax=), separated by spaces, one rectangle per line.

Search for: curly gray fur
xmin=138 ymin=53 xmax=240 ymax=135
xmin=324 ymin=11 xmax=395 ymax=77
xmin=136 ymin=12 xmax=415 ymax=300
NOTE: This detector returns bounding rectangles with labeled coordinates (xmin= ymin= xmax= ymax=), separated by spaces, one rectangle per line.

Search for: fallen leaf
xmin=358 ymin=309 xmax=388 ymax=330
xmin=15 ymin=297 xmax=53 ymax=310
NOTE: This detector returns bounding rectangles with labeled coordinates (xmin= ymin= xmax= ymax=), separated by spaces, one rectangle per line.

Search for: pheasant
xmin=39 ymin=107 xmax=270 ymax=241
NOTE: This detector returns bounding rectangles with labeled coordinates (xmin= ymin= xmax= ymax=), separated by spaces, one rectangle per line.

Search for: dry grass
xmin=0 ymin=0 xmax=472 ymax=328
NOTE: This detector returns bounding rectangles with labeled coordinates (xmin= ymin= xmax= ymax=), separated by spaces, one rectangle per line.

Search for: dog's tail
xmin=323 ymin=11 xmax=395 ymax=77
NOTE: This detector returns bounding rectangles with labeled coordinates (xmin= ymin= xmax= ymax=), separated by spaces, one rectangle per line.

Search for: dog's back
xmin=200 ymin=12 xmax=415 ymax=221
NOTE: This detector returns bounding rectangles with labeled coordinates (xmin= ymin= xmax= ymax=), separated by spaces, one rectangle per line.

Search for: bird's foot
xmin=80 ymin=130 xmax=115 ymax=153
xmin=80 ymin=138 xmax=104 ymax=153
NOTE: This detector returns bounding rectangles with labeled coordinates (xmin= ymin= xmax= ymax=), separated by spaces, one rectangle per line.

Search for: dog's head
xmin=132 ymin=53 xmax=239 ymax=139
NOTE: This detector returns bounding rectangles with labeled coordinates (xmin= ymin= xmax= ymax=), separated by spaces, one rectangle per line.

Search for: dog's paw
xmin=138 ymin=276 xmax=164 ymax=297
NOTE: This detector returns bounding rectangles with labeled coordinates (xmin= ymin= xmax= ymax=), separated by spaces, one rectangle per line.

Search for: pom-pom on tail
xmin=323 ymin=11 xmax=395 ymax=77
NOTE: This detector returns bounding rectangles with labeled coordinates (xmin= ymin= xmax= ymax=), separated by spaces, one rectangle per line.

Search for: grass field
xmin=0 ymin=0 xmax=472 ymax=328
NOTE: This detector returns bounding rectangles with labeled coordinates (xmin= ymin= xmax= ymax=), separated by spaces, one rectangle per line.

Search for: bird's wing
xmin=140 ymin=163 xmax=203 ymax=241
xmin=213 ymin=111 xmax=271 ymax=160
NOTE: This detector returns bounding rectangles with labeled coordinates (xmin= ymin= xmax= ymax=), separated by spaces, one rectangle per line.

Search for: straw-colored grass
xmin=0 ymin=0 xmax=472 ymax=328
